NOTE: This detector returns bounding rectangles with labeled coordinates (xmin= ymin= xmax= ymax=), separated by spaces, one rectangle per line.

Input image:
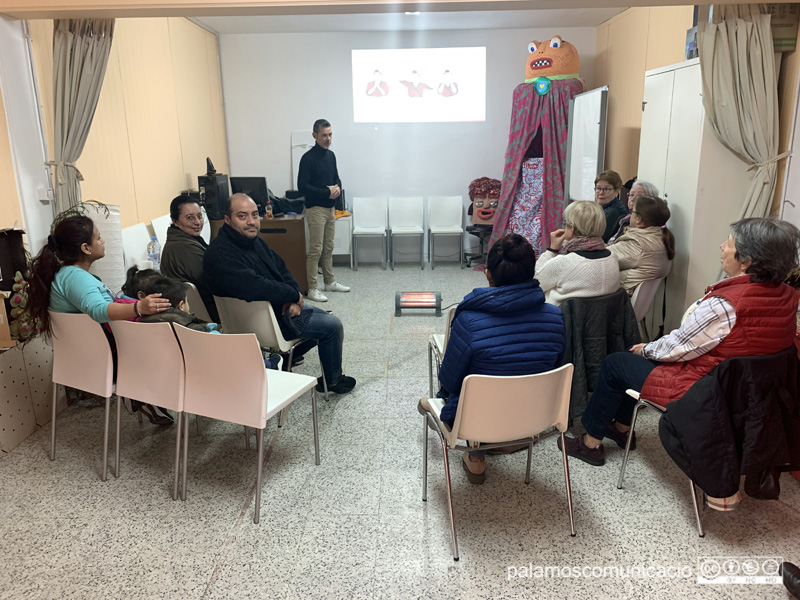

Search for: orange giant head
xmin=524 ymin=36 xmax=580 ymax=82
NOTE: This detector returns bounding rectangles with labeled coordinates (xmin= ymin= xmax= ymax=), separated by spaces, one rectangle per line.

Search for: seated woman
xmin=432 ymin=233 xmax=566 ymax=484
xmin=27 ymin=215 xmax=175 ymax=425
xmin=608 ymin=179 xmax=659 ymax=244
xmin=608 ymin=195 xmax=675 ymax=294
xmin=560 ymin=218 xmax=800 ymax=507
xmin=160 ymin=194 xmax=219 ymax=322
xmin=534 ymin=201 xmax=621 ymax=307
xmin=593 ymin=170 xmax=627 ymax=242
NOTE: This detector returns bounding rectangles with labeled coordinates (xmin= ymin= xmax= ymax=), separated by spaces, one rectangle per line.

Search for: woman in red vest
xmin=559 ymin=217 xmax=800 ymax=472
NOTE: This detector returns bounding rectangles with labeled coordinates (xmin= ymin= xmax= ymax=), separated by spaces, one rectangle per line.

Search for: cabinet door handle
xmin=642 ymin=101 xmax=647 ymax=111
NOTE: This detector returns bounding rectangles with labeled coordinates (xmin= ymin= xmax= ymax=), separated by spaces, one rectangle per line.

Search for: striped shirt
xmin=642 ymin=296 xmax=737 ymax=362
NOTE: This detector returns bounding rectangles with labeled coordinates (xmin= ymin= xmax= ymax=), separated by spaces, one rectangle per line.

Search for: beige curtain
xmin=49 ymin=19 xmax=115 ymax=216
xmin=697 ymin=5 xmax=785 ymax=220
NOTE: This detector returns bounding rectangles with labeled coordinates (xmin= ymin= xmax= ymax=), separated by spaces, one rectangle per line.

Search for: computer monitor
xmin=230 ymin=176 xmax=268 ymax=215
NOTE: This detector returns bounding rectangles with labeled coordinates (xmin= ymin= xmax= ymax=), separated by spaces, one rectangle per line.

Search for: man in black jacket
xmin=204 ymin=193 xmax=356 ymax=394
xmin=297 ymin=118 xmax=350 ymax=303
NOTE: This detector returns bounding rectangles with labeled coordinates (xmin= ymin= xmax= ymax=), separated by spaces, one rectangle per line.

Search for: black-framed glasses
xmin=595 ymin=186 xmax=615 ymax=193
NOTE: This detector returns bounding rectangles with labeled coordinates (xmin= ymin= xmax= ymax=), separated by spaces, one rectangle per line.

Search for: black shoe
xmin=605 ymin=424 xmax=636 ymax=450
xmin=139 ymin=403 xmax=174 ymax=426
xmin=557 ymin=434 xmax=605 ymax=466
xmin=744 ymin=467 xmax=781 ymax=500
xmin=782 ymin=562 xmax=800 ymax=599
xmin=316 ymin=375 xmax=356 ymax=394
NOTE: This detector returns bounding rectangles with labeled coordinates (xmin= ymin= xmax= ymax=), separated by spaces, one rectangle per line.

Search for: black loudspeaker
xmin=198 ymin=175 xmax=229 ymax=220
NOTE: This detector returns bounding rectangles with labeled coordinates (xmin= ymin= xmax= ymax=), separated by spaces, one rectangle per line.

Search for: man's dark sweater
xmin=203 ymin=224 xmax=312 ymax=339
xmin=297 ymin=143 xmax=341 ymax=209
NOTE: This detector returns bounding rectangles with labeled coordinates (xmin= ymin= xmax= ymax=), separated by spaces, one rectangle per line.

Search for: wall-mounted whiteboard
xmin=565 ymin=86 xmax=608 ymax=201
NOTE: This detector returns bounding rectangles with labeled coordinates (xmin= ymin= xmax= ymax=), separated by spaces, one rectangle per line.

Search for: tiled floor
xmin=1 ymin=262 xmax=799 ymax=599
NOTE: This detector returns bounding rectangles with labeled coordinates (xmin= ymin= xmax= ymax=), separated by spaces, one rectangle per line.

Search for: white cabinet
xmin=637 ymin=59 xmax=752 ymax=331
xmin=332 ymin=216 xmax=352 ymax=259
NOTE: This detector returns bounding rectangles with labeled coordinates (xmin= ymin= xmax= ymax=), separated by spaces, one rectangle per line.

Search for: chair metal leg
xmin=311 ymin=389 xmax=320 ymax=466
xmin=440 ymin=442 xmax=459 ymax=561
xmin=429 ymin=232 xmax=434 ymax=269
xmin=420 ymin=233 xmax=424 ymax=270
xmin=195 ymin=414 xmax=200 ymax=435
xmin=244 ymin=426 xmax=251 ymax=450
xmin=525 ymin=441 xmax=533 ymax=484
xmin=460 ymin=232 xmax=464 ymax=269
xmin=254 ymin=427 xmax=264 ymax=524
xmin=560 ymin=433 xmax=577 ymax=536
xmin=422 ymin=414 xmax=429 ymax=501
xmin=390 ymin=234 xmax=395 ymax=270
xmin=617 ymin=401 xmax=646 ymax=489
xmin=689 ymin=480 xmax=705 ymax=537
xmin=383 ymin=233 xmax=387 ymax=270
xmin=353 ymin=236 xmax=359 ymax=271
xmin=50 ymin=382 xmax=57 ymax=461
xmin=181 ymin=413 xmax=189 ymax=501
xmin=350 ymin=234 xmax=354 ymax=270
xmin=115 ymin=395 xmax=121 ymax=478
xmin=102 ymin=396 xmax=111 ymax=482
xmin=428 ymin=342 xmax=434 ymax=398
xmin=172 ymin=411 xmax=183 ymax=500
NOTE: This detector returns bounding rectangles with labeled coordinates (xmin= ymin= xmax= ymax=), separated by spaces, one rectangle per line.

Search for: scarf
xmin=561 ymin=236 xmax=606 ymax=255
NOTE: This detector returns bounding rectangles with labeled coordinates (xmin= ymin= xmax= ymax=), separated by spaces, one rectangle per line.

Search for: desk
xmin=210 ymin=215 xmax=309 ymax=293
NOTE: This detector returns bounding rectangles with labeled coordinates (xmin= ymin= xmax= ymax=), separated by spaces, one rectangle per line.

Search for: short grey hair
xmin=730 ymin=217 xmax=800 ymax=285
xmin=564 ymin=201 xmax=606 ymax=238
xmin=633 ymin=180 xmax=659 ymax=198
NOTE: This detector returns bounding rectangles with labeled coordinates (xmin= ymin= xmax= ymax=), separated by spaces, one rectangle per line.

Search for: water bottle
xmin=265 ymin=198 xmax=274 ymax=219
xmin=146 ymin=236 xmax=161 ymax=271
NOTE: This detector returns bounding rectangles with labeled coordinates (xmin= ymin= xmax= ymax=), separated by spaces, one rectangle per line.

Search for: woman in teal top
xmin=28 ymin=215 xmax=174 ymax=425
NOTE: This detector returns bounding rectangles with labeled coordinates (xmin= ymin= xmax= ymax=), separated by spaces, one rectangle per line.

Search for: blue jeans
xmin=580 ymin=352 xmax=659 ymax=440
xmin=293 ymin=306 xmax=344 ymax=385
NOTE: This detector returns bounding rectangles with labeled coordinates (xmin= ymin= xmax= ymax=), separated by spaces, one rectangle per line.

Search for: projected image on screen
xmin=352 ymin=47 xmax=486 ymax=123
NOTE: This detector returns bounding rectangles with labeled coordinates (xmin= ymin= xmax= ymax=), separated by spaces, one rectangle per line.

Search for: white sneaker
xmin=306 ymin=287 xmax=328 ymax=302
xmin=323 ymin=281 xmax=350 ymax=293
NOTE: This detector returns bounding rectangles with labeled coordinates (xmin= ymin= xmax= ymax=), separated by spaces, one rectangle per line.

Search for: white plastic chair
xmin=49 ymin=311 xmax=115 ymax=481
xmin=108 ymin=320 xmax=185 ymax=499
xmin=427 ymin=196 xmax=464 ymax=269
xmin=121 ymin=223 xmax=151 ymax=270
xmin=150 ymin=214 xmax=173 ymax=248
xmin=617 ymin=388 xmax=704 ymax=536
xmin=388 ymin=196 xmax=424 ymax=270
xmin=419 ymin=364 xmax=576 ymax=560
xmin=630 ymin=277 xmax=665 ymax=322
xmin=184 ymin=282 xmax=212 ymax=322
xmin=172 ymin=324 xmax=319 ymax=523
xmin=351 ymin=197 xmax=388 ymax=270
xmin=428 ymin=306 xmax=457 ymax=397
xmin=213 ymin=296 xmax=328 ymax=401
xmin=200 ymin=207 xmax=211 ymax=244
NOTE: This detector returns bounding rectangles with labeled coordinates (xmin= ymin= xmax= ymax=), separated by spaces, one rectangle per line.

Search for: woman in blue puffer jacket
xmin=437 ymin=233 xmax=566 ymax=484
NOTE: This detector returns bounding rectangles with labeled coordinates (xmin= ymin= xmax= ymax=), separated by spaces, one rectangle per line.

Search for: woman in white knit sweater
xmin=535 ymin=201 xmax=621 ymax=306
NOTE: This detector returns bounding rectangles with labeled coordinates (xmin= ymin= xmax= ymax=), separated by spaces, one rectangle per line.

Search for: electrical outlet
xmin=37 ymin=188 xmax=54 ymax=203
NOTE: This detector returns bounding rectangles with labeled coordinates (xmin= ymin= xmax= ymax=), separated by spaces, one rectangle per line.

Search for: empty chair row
xmin=48 ymin=311 xmax=319 ymax=523
xmin=351 ymin=196 xmax=465 ymax=270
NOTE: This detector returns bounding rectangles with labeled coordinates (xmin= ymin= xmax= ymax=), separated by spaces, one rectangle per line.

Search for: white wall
xmin=219 ymin=27 xmax=596 ymax=201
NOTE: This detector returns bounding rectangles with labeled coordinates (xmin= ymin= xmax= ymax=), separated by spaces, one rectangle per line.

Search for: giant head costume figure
xmin=524 ymin=36 xmax=580 ymax=83
xmin=487 ymin=34 xmax=584 ymax=255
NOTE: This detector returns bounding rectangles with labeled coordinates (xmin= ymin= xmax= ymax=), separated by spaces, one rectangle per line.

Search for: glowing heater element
xmin=395 ymin=291 xmax=442 ymax=317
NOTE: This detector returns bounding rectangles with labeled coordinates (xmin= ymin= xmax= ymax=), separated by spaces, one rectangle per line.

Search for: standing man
xmin=298 ymin=119 xmax=350 ymax=302
xmin=204 ymin=193 xmax=356 ymax=395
